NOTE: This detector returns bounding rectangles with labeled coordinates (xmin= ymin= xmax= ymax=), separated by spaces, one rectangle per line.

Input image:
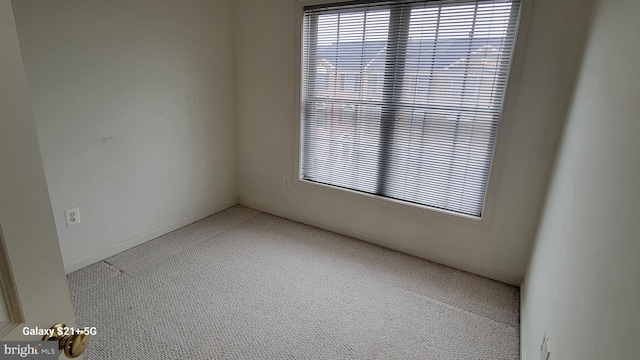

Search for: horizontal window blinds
xmin=301 ymin=0 xmax=521 ymax=217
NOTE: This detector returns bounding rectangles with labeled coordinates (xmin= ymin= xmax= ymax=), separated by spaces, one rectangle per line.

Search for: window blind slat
xmin=302 ymin=0 xmax=520 ymax=217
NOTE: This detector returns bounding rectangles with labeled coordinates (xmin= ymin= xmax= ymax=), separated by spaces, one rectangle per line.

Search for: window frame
xmin=294 ymin=0 xmax=532 ymax=226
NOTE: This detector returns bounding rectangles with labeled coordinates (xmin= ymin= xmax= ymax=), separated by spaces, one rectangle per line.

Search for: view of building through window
xmin=302 ymin=0 xmax=520 ymax=217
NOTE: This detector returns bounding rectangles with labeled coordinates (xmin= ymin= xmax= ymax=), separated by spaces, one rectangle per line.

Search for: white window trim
xmin=293 ymin=0 xmax=534 ymax=228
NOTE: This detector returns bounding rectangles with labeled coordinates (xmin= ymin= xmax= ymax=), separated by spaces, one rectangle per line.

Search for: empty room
xmin=0 ymin=0 xmax=638 ymax=359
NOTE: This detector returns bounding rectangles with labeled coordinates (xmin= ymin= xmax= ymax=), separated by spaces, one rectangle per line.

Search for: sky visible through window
xmin=317 ymin=2 xmax=513 ymax=46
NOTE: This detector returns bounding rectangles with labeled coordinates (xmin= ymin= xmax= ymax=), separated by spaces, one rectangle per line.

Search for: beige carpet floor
xmin=67 ymin=205 xmax=520 ymax=359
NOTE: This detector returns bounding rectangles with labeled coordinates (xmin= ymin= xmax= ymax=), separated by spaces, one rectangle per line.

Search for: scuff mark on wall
xmin=100 ymin=136 xmax=116 ymax=145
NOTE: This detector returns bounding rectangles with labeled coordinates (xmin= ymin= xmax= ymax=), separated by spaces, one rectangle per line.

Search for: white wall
xmin=233 ymin=0 xmax=593 ymax=284
xmin=11 ymin=0 xmax=237 ymax=272
xmin=521 ymin=0 xmax=640 ymax=358
xmin=0 ymin=0 xmax=77 ymax=333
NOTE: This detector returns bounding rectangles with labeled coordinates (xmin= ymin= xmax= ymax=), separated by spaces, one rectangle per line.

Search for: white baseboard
xmin=63 ymin=198 xmax=238 ymax=274
xmin=239 ymin=198 xmax=523 ymax=286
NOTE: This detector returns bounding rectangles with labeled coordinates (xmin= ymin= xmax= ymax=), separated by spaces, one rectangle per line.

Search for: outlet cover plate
xmin=65 ymin=207 xmax=81 ymax=226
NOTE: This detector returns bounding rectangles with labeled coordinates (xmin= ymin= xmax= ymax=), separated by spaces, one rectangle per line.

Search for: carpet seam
xmin=117 ymin=209 xmax=264 ymax=277
xmin=397 ymin=286 xmax=517 ymax=330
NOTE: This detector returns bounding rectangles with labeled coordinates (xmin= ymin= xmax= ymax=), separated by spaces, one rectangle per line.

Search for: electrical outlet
xmin=540 ymin=333 xmax=550 ymax=360
xmin=283 ymin=177 xmax=290 ymax=188
xmin=65 ymin=207 xmax=81 ymax=226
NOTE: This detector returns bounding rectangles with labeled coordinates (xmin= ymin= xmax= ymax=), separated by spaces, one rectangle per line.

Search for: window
xmin=316 ymin=72 xmax=328 ymax=90
xmin=449 ymin=75 xmax=480 ymax=100
xmin=415 ymin=74 xmax=431 ymax=96
xmin=301 ymin=0 xmax=521 ymax=217
xmin=340 ymin=73 xmax=361 ymax=92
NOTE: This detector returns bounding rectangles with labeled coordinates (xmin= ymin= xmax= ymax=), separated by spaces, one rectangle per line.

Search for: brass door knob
xmin=42 ymin=323 xmax=89 ymax=358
